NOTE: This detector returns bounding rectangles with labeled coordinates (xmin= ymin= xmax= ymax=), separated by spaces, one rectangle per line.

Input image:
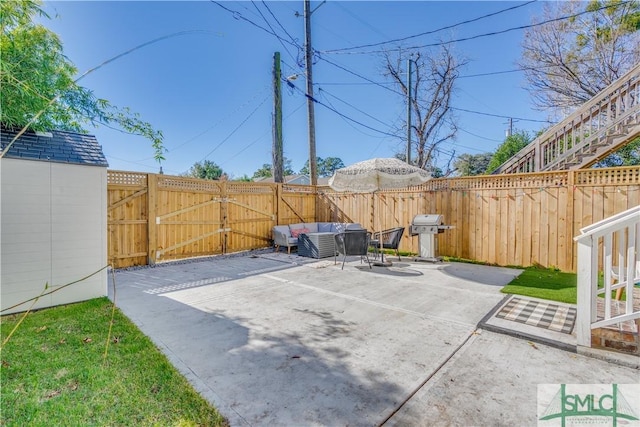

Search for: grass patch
xmin=501 ymin=267 xmax=577 ymax=304
xmin=1 ymin=297 xmax=227 ymax=426
xmin=441 ymin=256 xmax=493 ymax=266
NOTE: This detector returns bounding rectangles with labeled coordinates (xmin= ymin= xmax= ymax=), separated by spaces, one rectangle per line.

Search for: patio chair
xmin=334 ymin=230 xmax=372 ymax=270
xmin=370 ymin=227 xmax=405 ymax=261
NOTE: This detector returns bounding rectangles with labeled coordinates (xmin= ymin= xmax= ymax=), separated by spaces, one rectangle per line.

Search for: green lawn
xmin=501 ymin=267 xmax=577 ymax=304
xmin=1 ymin=297 xmax=227 ymax=426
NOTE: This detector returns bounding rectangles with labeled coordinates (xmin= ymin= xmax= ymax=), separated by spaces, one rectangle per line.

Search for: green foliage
xmin=596 ymin=136 xmax=640 ymax=167
xmin=253 ymin=164 xmax=273 ymax=179
xmin=186 ymin=160 xmax=224 ymax=180
xmin=252 ymin=158 xmax=294 ymax=179
xmin=253 ymin=163 xmax=272 ymax=179
xmin=429 ymin=166 xmax=445 ymax=178
xmin=453 ymin=153 xmax=493 ymax=176
xmin=299 ymin=156 xmax=345 ymax=177
xmin=0 ymin=0 xmax=164 ymax=161
xmin=486 ymin=131 xmax=532 ymax=174
xmin=1 ymin=298 xmax=226 ymax=425
xmin=233 ymin=174 xmax=252 ymax=182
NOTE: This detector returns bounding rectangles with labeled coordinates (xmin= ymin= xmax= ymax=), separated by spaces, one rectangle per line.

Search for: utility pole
xmin=304 ymin=0 xmax=317 ymax=186
xmin=506 ymin=118 xmax=513 ymax=137
xmin=272 ymin=52 xmax=284 ymax=183
xmin=406 ymin=59 xmax=412 ymax=165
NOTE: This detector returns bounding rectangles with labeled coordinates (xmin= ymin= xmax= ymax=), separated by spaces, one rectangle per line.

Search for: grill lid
xmin=411 ymin=214 xmax=444 ymax=226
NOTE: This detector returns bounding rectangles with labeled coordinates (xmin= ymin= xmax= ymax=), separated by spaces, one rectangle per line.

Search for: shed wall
xmin=1 ymin=158 xmax=107 ymax=314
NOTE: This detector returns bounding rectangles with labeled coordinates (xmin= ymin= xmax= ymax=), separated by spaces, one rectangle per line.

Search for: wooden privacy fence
xmin=107 ymin=171 xmax=316 ymax=268
xmin=108 ymin=166 xmax=640 ymax=272
xmin=317 ymin=166 xmax=640 ymax=272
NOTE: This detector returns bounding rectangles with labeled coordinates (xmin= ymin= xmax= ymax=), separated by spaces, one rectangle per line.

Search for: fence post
xmin=576 ymin=236 xmax=596 ymax=348
xmin=567 ymin=170 xmax=575 ymax=271
xmin=147 ymin=173 xmax=157 ymax=265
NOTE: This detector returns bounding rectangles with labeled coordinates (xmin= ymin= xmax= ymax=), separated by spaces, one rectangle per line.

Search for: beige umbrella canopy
xmin=328 ymin=158 xmax=431 ymax=265
xmin=328 ymin=157 xmax=431 ymax=193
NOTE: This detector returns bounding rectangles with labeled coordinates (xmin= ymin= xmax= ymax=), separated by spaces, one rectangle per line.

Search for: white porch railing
xmin=574 ymin=205 xmax=640 ymax=347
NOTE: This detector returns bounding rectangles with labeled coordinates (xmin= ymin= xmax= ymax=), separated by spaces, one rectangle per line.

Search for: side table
xmin=298 ymin=232 xmax=337 ymax=258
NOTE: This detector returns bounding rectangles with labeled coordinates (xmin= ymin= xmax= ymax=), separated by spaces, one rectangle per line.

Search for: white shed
xmin=1 ymin=126 xmax=108 ymax=315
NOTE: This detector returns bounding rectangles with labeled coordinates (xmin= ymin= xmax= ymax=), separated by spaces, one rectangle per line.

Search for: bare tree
xmin=385 ymin=45 xmax=466 ymax=170
xmin=519 ymin=0 xmax=640 ymax=112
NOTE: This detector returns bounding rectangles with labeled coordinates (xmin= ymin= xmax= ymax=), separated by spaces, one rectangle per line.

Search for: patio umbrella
xmin=328 ymin=158 xmax=431 ymax=265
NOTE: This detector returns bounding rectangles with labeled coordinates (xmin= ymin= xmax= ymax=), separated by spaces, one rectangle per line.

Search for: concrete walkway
xmin=111 ymin=251 xmax=639 ymax=426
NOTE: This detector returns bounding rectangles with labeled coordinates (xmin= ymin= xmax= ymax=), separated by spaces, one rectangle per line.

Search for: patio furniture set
xmin=271 ymin=158 xmax=438 ymax=267
xmin=272 ymin=222 xmax=405 ymax=268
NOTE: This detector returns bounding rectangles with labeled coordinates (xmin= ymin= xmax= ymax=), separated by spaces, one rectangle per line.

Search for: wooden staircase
xmin=494 ymin=62 xmax=640 ymax=174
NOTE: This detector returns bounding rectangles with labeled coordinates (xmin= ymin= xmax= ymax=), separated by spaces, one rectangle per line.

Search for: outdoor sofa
xmin=272 ymin=222 xmax=364 ymax=254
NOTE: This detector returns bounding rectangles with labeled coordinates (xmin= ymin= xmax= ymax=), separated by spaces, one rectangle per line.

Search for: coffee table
xmin=298 ymin=232 xmax=337 ymax=259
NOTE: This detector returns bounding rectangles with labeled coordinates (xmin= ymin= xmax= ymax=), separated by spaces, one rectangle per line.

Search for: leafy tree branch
xmin=0 ymin=0 xmax=165 ymax=161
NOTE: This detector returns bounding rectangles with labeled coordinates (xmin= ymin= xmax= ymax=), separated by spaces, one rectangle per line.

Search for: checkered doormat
xmin=496 ymin=297 xmax=576 ymax=334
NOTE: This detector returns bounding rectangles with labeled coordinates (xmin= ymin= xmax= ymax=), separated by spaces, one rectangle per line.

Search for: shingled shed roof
xmin=0 ymin=126 xmax=108 ymax=167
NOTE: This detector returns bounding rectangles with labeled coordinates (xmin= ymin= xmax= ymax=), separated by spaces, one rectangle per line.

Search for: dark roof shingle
xmin=0 ymin=126 xmax=108 ymax=167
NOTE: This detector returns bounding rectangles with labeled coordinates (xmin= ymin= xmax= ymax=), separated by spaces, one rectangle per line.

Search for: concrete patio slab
xmin=110 ymin=252 xmax=639 ymax=426
xmin=386 ymin=330 xmax=640 ymax=426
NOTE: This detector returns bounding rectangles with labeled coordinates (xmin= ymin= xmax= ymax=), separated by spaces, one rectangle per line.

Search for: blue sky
xmin=42 ymin=1 xmax=552 ymax=178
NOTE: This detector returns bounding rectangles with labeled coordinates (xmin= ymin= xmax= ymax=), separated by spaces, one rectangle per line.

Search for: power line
xmin=314 ymin=81 xmax=392 ymax=86
xmin=324 ymin=1 xmax=537 ymax=53
xmin=294 ymin=83 xmax=463 ymax=159
xmin=322 ymin=1 xmax=632 ymax=55
xmin=106 ymin=154 xmax=182 ymax=174
xmin=220 ymin=101 xmax=306 ymax=168
xmin=251 ymin=1 xmax=299 ymax=65
xmin=457 ymin=59 xmax=601 ymax=79
xmin=318 ymin=87 xmax=391 ymax=128
xmin=313 ymin=59 xmax=601 ymax=84
xmin=210 ymin=1 xmax=299 ymax=49
xmin=459 ymin=68 xmax=526 ymax=79
xmin=315 ymin=98 xmax=397 ymax=138
xmin=451 ymin=107 xmax=553 ymax=124
xmin=332 ymin=2 xmax=392 ymax=40
xmin=320 ymin=56 xmax=402 ymax=96
xmin=281 ymin=59 xmax=306 ymax=80
xmin=213 ymin=0 xmax=555 ymax=128
xmin=198 ymin=95 xmax=269 ymax=162
xmin=295 ymin=81 xmax=459 ymax=161
xmin=132 ymin=86 xmax=270 ymax=162
xmin=1 ymin=29 xmax=224 ymax=159
xmin=318 ymin=90 xmax=391 ymax=140
xmin=318 ymin=57 xmax=553 ymax=124
xmin=289 ymin=81 xmax=398 ymax=138
xmin=261 ymin=0 xmax=300 ymax=48
xmin=457 ymin=127 xmax=502 ymax=144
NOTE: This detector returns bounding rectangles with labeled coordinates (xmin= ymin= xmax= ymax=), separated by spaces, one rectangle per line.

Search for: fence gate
xmin=150 ymin=178 xmax=280 ymax=263
xmin=151 ymin=176 xmax=226 ymax=262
